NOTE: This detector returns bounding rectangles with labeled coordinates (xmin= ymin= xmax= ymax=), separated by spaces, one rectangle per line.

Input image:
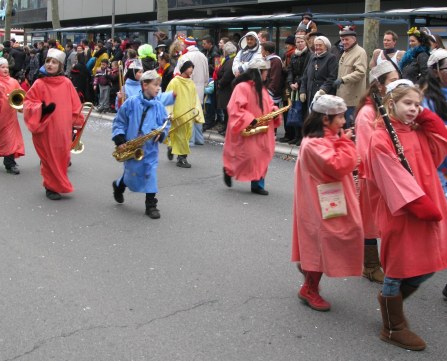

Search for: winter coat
xmin=112 ymin=91 xmax=174 ymax=193
xmin=223 ymin=80 xmax=281 ymax=181
xmin=401 ymin=51 xmax=430 ymax=85
xmin=365 ymin=109 xmax=447 ymax=278
xmin=216 ymin=56 xmax=235 ymax=110
xmin=336 ymin=44 xmax=367 ymax=107
xmin=300 ymin=51 xmax=338 ymax=103
xmin=23 ymin=75 xmax=84 ymax=193
xmin=232 ymin=31 xmax=263 ymax=76
xmin=287 ymin=48 xmax=311 ymax=87
xmin=291 ymin=129 xmax=364 ymax=277
xmin=0 ymin=74 xmax=25 ymax=158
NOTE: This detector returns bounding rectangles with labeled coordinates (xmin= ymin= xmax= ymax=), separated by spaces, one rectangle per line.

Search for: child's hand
xmin=342 ymin=128 xmax=353 ymax=140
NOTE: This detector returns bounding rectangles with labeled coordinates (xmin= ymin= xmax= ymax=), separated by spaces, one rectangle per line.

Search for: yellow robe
xmin=166 ymin=76 xmax=204 ymax=155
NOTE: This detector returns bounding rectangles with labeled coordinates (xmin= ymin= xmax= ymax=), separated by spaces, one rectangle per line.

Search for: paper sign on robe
xmin=317 ymin=182 xmax=348 ymax=219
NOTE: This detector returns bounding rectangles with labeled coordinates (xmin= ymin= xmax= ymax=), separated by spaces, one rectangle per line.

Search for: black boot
xmin=223 ymin=167 xmax=232 ymax=187
xmin=442 ymin=284 xmax=447 ymax=298
xmin=113 ymin=180 xmax=125 ymax=203
xmin=145 ymin=193 xmax=160 ymax=219
xmin=46 ymin=188 xmax=61 ymax=200
xmin=176 ymin=155 xmax=191 ymax=168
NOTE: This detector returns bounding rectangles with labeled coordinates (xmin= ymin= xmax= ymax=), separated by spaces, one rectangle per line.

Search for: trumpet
xmin=71 ymin=102 xmax=94 ymax=154
xmin=8 ymin=89 xmax=26 ymax=110
xmin=241 ymin=98 xmax=291 ymax=137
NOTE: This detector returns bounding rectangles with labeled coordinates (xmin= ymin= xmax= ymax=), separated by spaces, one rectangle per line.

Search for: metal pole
xmin=111 ymin=0 xmax=116 ymax=39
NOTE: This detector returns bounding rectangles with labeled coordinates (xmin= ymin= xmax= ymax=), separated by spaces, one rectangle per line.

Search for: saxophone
xmin=241 ymin=98 xmax=291 ymax=137
xmin=112 ymin=120 xmax=169 ymax=162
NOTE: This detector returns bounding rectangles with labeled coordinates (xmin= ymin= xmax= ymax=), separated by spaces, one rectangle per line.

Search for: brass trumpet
xmin=71 ymin=102 xmax=94 ymax=154
xmin=8 ymin=89 xmax=26 ymax=110
xmin=241 ymin=98 xmax=291 ymax=137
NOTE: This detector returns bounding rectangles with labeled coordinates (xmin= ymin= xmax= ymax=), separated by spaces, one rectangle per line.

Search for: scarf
xmin=399 ymin=45 xmax=430 ymax=70
xmin=158 ymin=63 xmax=170 ymax=76
xmin=294 ymin=47 xmax=308 ymax=56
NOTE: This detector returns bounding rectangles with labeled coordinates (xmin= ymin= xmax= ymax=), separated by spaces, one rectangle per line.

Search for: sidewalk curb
xmin=94 ymin=111 xmax=298 ymax=158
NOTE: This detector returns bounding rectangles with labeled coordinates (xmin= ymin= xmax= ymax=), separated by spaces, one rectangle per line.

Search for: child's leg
xmin=145 ymin=193 xmax=160 ymax=219
xmin=3 ymin=154 xmax=19 ymax=174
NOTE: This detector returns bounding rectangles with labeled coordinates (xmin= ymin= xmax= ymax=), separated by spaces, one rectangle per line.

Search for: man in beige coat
xmin=333 ymin=25 xmax=367 ymax=128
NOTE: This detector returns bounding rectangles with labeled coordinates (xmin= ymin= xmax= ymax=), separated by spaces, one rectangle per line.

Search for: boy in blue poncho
xmin=112 ymin=70 xmax=175 ymax=219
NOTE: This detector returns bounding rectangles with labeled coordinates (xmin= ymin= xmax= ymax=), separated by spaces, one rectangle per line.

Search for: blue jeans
xmin=382 ymin=273 xmax=434 ymax=297
xmin=189 ymin=123 xmax=204 ymax=146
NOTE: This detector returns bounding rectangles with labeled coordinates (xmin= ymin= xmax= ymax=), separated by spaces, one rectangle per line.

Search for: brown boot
xmin=377 ymin=292 xmax=426 ymax=351
xmin=363 ymin=244 xmax=384 ymax=284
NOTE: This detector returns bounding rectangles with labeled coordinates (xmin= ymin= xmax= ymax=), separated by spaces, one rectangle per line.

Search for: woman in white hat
xmin=0 ymin=57 xmax=25 ymax=175
xmin=23 ymin=48 xmax=84 ymax=200
xmin=354 ymin=60 xmax=400 ymax=284
xmin=291 ymin=95 xmax=363 ymax=312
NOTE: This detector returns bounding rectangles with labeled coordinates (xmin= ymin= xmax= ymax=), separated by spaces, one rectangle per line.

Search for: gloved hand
xmin=333 ymin=79 xmax=344 ymax=89
xmin=313 ymin=89 xmax=326 ymax=102
xmin=112 ymin=134 xmax=126 ymax=146
xmin=299 ymin=93 xmax=306 ymax=103
xmin=41 ymin=101 xmax=56 ymax=117
xmin=250 ymin=119 xmax=258 ymax=127
xmin=157 ymin=132 xmax=165 ymax=143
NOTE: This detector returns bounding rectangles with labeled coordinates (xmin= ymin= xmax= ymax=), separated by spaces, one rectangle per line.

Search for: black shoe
xmin=6 ymin=165 xmax=20 ymax=174
xmin=295 ymin=138 xmax=302 ymax=146
xmin=176 ymin=157 xmax=191 ymax=168
xmin=443 ymin=284 xmax=447 ymax=298
xmin=145 ymin=206 xmax=161 ymax=219
xmin=46 ymin=189 xmax=62 ymax=200
xmin=218 ymin=128 xmax=226 ymax=136
xmin=251 ymin=187 xmax=269 ymax=196
xmin=279 ymin=137 xmax=291 ymax=143
xmin=167 ymin=146 xmax=173 ymax=161
xmin=223 ymin=168 xmax=232 ymax=187
xmin=112 ymin=181 xmax=124 ymax=203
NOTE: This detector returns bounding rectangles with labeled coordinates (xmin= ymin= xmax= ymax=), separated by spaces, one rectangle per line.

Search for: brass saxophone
xmin=241 ymin=98 xmax=291 ymax=137
xmin=112 ymin=119 xmax=169 ymax=162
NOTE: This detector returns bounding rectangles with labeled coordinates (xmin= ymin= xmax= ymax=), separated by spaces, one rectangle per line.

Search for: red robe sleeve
xmin=23 ymin=80 xmax=49 ymax=135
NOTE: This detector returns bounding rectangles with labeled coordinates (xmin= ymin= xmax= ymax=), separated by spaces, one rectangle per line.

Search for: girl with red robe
xmin=365 ymin=80 xmax=447 ymax=351
xmin=0 ymin=58 xmax=25 ymax=175
xmin=291 ymin=95 xmax=363 ymax=312
xmin=222 ymin=59 xmax=281 ymax=195
xmin=24 ymin=48 xmax=84 ymax=200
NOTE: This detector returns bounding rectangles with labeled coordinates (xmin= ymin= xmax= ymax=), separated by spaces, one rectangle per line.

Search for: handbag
xmin=286 ymin=90 xmax=304 ymax=127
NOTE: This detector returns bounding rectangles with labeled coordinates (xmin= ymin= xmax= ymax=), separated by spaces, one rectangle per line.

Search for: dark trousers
xmin=3 ymin=154 xmax=16 ymax=169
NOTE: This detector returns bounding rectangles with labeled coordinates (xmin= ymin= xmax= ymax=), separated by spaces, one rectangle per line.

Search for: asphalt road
xmin=0 ymin=115 xmax=446 ymax=361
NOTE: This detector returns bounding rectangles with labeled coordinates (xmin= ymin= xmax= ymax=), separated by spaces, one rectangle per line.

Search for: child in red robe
xmin=365 ymin=79 xmax=447 ymax=351
xmin=24 ymin=48 xmax=84 ymax=200
xmin=0 ymin=58 xmax=25 ymax=174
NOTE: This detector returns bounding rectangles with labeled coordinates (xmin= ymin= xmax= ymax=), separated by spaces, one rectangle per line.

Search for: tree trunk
xmin=363 ymin=0 xmax=381 ymax=64
xmin=4 ymin=0 xmax=14 ymax=41
xmin=156 ymin=0 xmax=169 ymax=33
xmin=51 ymin=0 xmax=61 ymax=29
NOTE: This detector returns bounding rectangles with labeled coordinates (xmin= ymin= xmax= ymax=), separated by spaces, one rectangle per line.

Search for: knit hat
xmin=427 ymin=48 xmax=447 ymax=67
xmin=339 ymin=25 xmax=357 ymax=37
xmin=179 ymin=60 xmax=194 ymax=74
xmin=385 ymin=79 xmax=415 ymax=94
xmin=312 ymin=95 xmax=347 ymax=115
xmin=140 ymin=70 xmax=160 ymax=82
xmin=369 ymin=61 xmax=396 ymax=83
xmin=0 ymin=58 xmax=8 ymax=66
xmin=295 ymin=25 xmax=308 ymax=34
xmin=47 ymin=48 xmax=66 ymax=64
xmin=183 ymin=36 xmax=197 ymax=46
xmin=314 ymin=36 xmax=331 ymax=50
xmin=285 ymin=35 xmax=296 ymax=45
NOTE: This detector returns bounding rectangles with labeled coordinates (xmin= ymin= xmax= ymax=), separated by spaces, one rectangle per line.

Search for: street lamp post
xmin=111 ymin=0 xmax=116 ymax=40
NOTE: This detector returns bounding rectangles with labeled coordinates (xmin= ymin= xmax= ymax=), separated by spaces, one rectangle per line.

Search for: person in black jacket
xmin=215 ymin=41 xmax=237 ymax=135
xmin=157 ymin=52 xmax=174 ymax=92
xmin=286 ymin=35 xmax=311 ymax=145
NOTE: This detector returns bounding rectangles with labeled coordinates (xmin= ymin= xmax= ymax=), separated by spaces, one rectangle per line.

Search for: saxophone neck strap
xmin=138 ymin=106 xmax=150 ymax=134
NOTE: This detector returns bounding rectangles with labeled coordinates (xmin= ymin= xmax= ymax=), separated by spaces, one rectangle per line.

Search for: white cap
xmin=427 ymin=48 xmax=447 ymax=67
xmin=248 ymin=58 xmax=270 ymax=70
xmin=47 ymin=48 xmax=66 ymax=64
xmin=385 ymin=79 xmax=415 ymax=94
xmin=140 ymin=70 xmax=160 ymax=82
xmin=369 ymin=61 xmax=396 ymax=83
xmin=314 ymin=36 xmax=331 ymax=50
xmin=0 ymin=58 xmax=8 ymax=66
xmin=312 ymin=94 xmax=347 ymax=115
